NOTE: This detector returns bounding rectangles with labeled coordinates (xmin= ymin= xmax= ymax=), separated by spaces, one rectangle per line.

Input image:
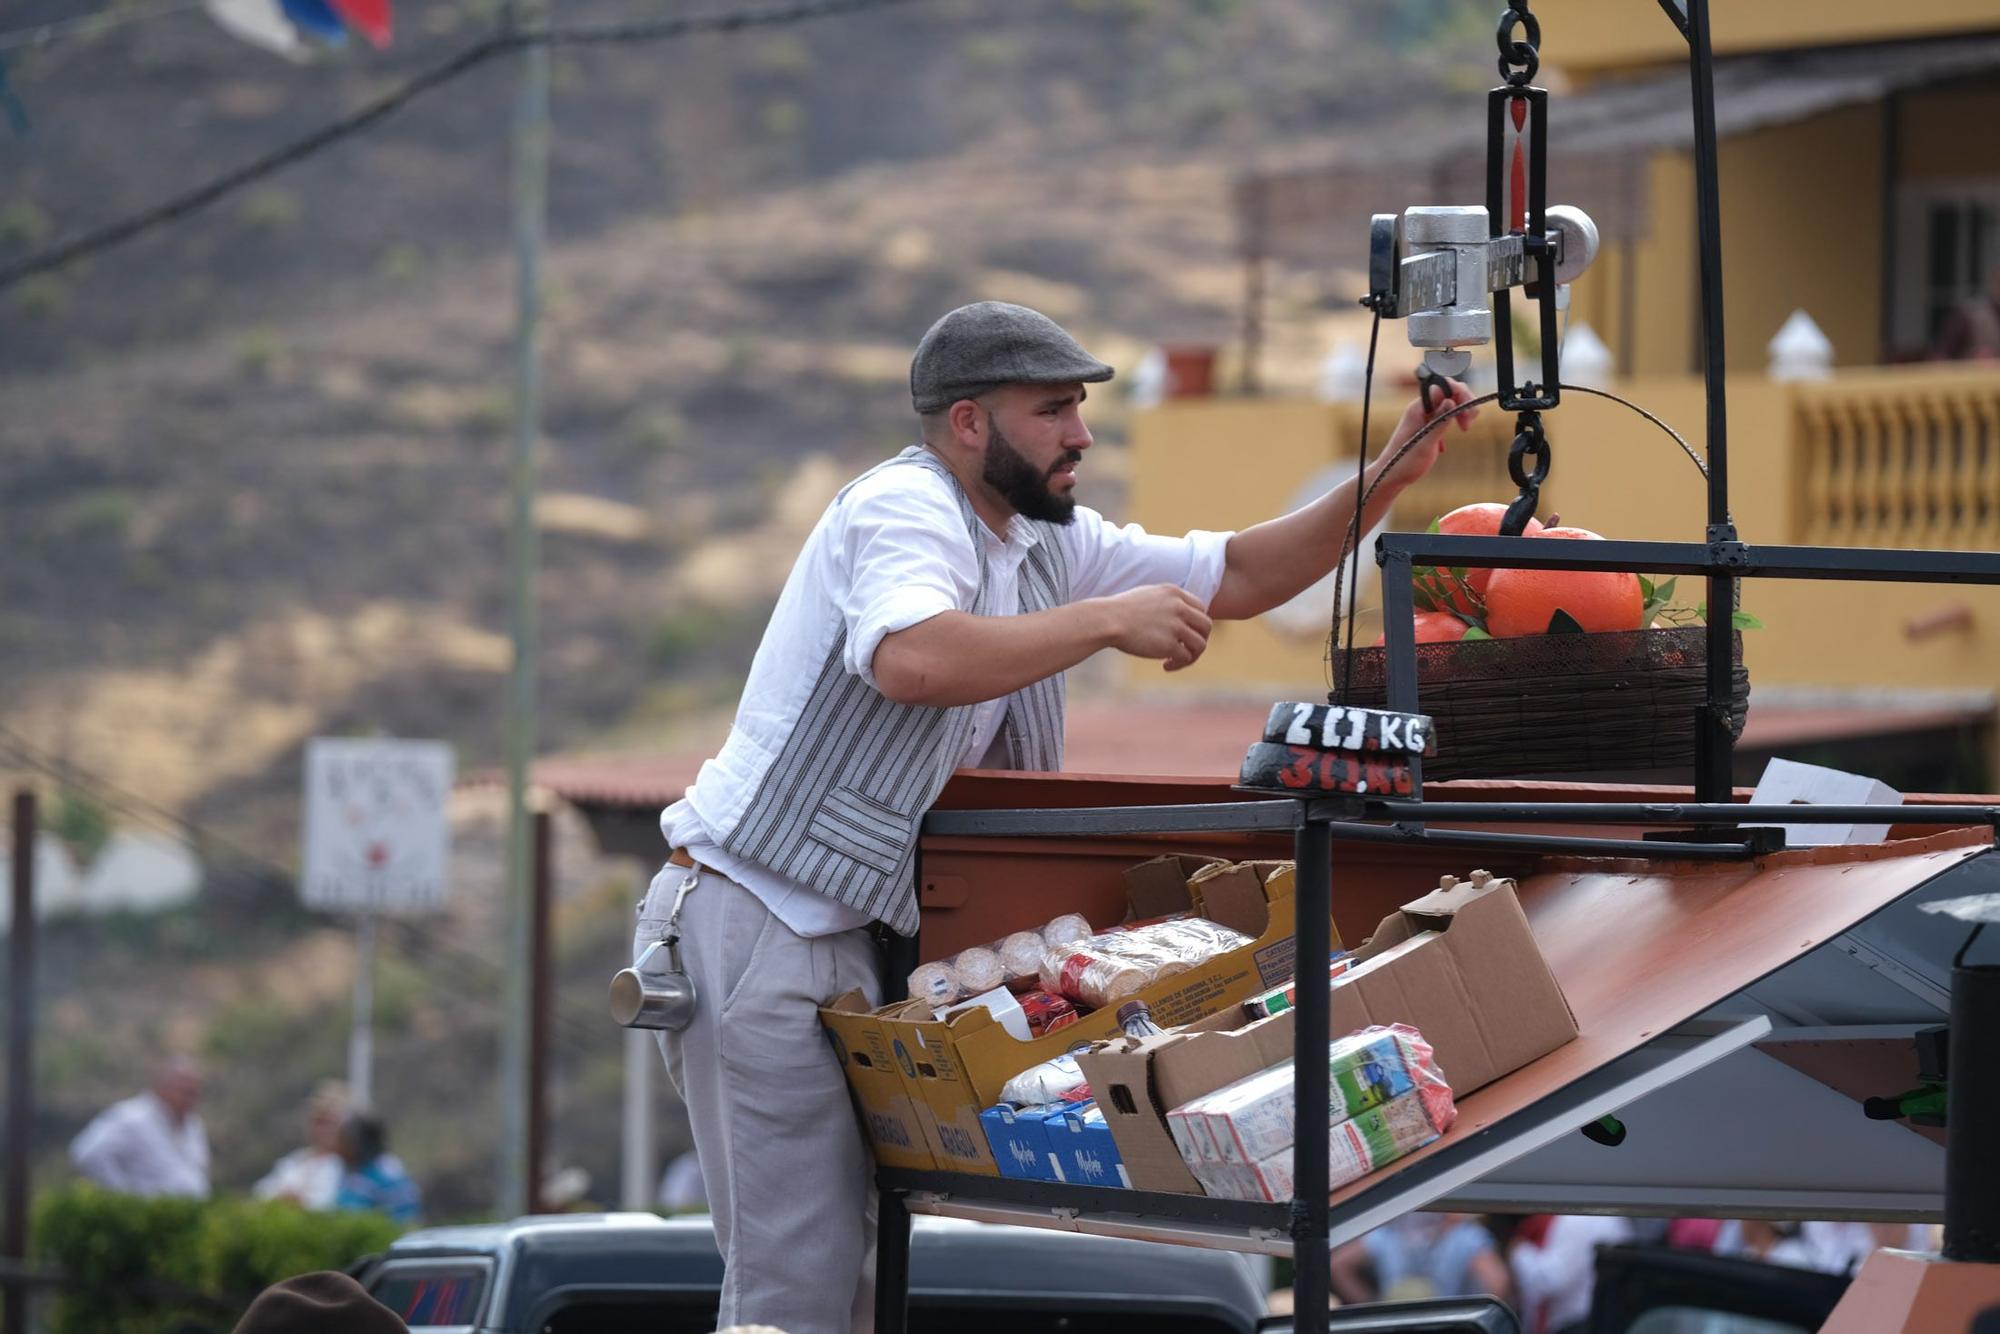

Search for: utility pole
xmin=5 ymin=790 xmax=37 ymax=1334
xmin=499 ymin=0 xmax=550 ymax=1223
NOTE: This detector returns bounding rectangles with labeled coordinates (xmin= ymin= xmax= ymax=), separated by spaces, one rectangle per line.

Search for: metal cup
xmin=611 ymin=866 xmax=702 ymax=1031
xmin=610 ymin=938 xmax=698 ymax=1031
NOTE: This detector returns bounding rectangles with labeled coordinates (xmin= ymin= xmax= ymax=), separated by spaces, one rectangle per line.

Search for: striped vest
xmin=718 ymin=447 xmax=1068 ymax=935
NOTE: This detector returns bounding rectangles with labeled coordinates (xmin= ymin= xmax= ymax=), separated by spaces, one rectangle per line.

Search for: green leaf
xmin=1731 ymin=610 xmax=1764 ymax=630
xmin=1450 ymin=566 xmax=1470 ymax=583
xmin=1657 ymin=578 xmax=1677 ymax=602
xmin=1427 ymin=516 xmax=1442 ymax=534
xmin=1546 ymin=609 xmax=1585 ymax=634
xmin=1461 ymin=625 xmax=1492 ymax=640
xmin=1637 ymin=574 xmax=1655 ymax=601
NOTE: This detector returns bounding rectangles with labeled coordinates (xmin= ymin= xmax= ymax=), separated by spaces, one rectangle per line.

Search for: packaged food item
xmin=908 ymin=910 xmax=1103 ymax=1008
xmin=999 ymin=931 xmax=1049 ymax=985
xmin=1243 ymin=952 xmax=1355 ymax=1021
xmin=1016 ymin=989 xmax=1079 ymax=1038
xmin=1039 ymin=917 xmax=1255 ymax=1008
xmin=1216 ymin=1088 xmax=1450 ymax=1202
xmin=998 ymin=1052 xmax=1089 ymax=1108
xmin=1165 ymin=1024 xmax=1457 ymax=1200
xmin=1170 ymin=1026 xmax=1422 ymax=1164
xmin=1042 ymin=913 xmax=1092 ymax=949
xmin=1042 ymin=1100 xmax=1130 ymax=1188
xmin=951 ymin=947 xmax=1005 ymax=997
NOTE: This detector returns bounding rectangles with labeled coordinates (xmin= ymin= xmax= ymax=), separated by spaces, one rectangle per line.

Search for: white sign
xmin=302 ymin=738 xmax=454 ymax=913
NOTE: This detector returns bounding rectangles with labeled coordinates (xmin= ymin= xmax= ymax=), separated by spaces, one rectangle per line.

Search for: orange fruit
xmin=1425 ymin=503 xmax=1544 ymax=616
xmin=1371 ymin=611 xmax=1472 ymax=646
xmin=1484 ymin=526 xmax=1644 ymax=636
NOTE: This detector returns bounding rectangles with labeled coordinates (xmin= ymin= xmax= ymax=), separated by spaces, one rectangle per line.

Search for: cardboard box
xmin=822 ymin=855 xmax=1327 ymax=1178
xmin=819 ymin=994 xmax=940 ymax=1172
xmin=1078 ymin=871 xmax=1576 ymax=1195
xmin=979 ymin=1103 xmax=1063 ymax=1182
xmin=910 ymin=859 xmax=1324 ymax=1153
xmin=1042 ymin=1102 xmax=1131 ymax=1189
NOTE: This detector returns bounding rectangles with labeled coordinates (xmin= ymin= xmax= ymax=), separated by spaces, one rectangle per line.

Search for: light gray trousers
xmin=637 ymin=863 xmax=884 ymax=1334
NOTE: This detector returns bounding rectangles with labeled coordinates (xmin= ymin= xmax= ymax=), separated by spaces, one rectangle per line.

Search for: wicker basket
xmin=1331 ymin=627 xmax=1750 ymax=781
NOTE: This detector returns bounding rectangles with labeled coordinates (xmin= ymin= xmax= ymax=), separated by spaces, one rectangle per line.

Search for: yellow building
xmin=1132 ymin=0 xmax=2000 ymax=788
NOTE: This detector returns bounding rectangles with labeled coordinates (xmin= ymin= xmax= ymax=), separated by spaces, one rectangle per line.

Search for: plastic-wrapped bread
xmin=1038 ymin=946 xmax=1152 ymax=1009
xmin=1042 ymin=913 xmax=1092 ymax=949
xmin=909 ymin=962 xmax=959 ymax=1010
xmin=999 ymin=931 xmax=1048 ymax=985
xmin=950 ymin=946 xmax=1005 ymax=997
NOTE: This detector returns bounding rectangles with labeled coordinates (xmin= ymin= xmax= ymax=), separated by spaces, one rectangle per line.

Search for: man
xmin=639 ymin=301 xmax=1472 ymax=1333
xmin=69 ymin=1056 xmax=210 ymax=1198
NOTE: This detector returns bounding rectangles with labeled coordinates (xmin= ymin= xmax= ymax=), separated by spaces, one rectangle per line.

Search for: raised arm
xmin=1207 ymin=381 xmax=1476 ymax=621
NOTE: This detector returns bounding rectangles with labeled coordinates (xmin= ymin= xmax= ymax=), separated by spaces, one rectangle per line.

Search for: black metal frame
xmin=869 ymin=3 xmax=2000 ymax=1332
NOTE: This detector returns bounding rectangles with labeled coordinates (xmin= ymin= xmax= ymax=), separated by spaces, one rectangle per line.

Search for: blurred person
xmin=1664 ymin=1217 xmax=1725 ymax=1251
xmin=1330 ymin=1213 xmax=1512 ymax=1306
xmin=253 ymin=1079 xmax=350 ymax=1209
xmin=334 ymin=1110 xmax=422 ymax=1226
xmin=1509 ymin=1213 xmax=1633 ymax=1334
xmin=643 ymin=300 xmax=1470 ymax=1334
xmin=658 ymin=1149 xmax=707 ymax=1212
xmin=68 ymin=1056 xmax=209 ymax=1198
xmin=231 ymin=1270 xmax=408 ymax=1334
xmin=1716 ymin=1218 xmax=1816 ymax=1269
xmin=1931 ymin=267 xmax=2000 ymax=360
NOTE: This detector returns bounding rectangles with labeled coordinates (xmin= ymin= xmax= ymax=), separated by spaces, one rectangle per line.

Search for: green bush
xmin=33 ymin=1185 xmax=401 ymax=1334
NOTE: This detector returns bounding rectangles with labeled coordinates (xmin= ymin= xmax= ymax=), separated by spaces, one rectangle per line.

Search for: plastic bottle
xmin=1116 ymin=1000 xmax=1167 ymax=1039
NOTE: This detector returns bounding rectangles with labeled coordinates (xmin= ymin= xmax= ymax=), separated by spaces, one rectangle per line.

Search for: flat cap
xmin=910 ymin=301 xmax=1114 ymax=413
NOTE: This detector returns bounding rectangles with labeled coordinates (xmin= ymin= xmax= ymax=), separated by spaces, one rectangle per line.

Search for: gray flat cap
xmin=910 ymin=301 xmax=1115 ymax=413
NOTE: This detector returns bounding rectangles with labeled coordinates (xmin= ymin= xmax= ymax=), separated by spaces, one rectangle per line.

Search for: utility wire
xmin=0 ymin=0 xmax=930 ymax=293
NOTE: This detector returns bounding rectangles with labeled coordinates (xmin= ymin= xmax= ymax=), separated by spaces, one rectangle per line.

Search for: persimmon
xmin=1484 ymin=526 xmax=1644 ymax=636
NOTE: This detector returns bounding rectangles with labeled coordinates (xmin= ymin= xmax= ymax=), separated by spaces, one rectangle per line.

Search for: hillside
xmin=0 ymin=0 xmax=1493 ymax=1218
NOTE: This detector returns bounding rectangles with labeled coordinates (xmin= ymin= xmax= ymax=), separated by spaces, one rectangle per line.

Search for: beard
xmin=982 ymin=414 xmax=1081 ymax=525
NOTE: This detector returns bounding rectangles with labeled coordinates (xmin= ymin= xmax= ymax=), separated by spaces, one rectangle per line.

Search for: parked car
xmin=352 ymin=1211 xmax=1527 ymax=1333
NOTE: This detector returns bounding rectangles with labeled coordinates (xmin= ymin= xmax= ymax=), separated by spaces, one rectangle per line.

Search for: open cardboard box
xmin=1077 ymin=872 xmax=1577 ymax=1195
xmin=822 ymin=853 xmax=1330 ymax=1177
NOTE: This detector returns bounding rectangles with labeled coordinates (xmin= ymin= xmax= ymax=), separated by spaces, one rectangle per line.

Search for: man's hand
xmin=1377 ymin=377 xmax=1479 ymax=492
xmin=1100 ymin=583 xmax=1212 ymax=672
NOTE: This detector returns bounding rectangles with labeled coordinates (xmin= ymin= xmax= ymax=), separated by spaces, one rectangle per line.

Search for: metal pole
xmin=1943 ymin=929 xmax=2000 ymax=1263
xmin=620 ymin=1028 xmax=655 ymax=1211
xmin=348 ymin=914 xmax=377 ymax=1109
xmin=1685 ymin=0 xmax=1737 ymax=802
xmin=498 ymin=0 xmax=550 ymax=1223
xmin=874 ymin=853 xmax=920 ymax=1334
xmin=5 ymin=791 xmax=36 ymax=1334
xmin=1290 ymin=814 xmax=1332 ymax=1334
xmin=527 ymin=808 xmax=552 ymax=1215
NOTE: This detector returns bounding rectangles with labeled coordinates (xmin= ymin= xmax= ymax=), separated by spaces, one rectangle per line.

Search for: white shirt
xmin=663 ymin=451 xmax=1232 ymax=937
xmin=69 ymin=1092 xmax=210 ymax=1199
xmin=252 ymin=1148 xmax=346 ymax=1210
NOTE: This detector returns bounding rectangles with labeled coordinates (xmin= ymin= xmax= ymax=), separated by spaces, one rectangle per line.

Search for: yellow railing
xmin=1794 ymin=367 xmax=2000 ymax=549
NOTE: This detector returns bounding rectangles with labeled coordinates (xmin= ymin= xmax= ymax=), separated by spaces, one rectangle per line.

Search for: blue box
xmin=1043 ymin=1101 xmax=1130 ymax=1189
xmin=979 ymin=1104 xmax=1063 ymax=1182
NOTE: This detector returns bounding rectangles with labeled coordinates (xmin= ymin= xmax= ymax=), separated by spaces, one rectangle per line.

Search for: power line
xmin=0 ymin=0 xmax=930 ymax=294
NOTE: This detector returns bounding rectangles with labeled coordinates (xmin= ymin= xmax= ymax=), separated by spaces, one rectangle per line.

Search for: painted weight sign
xmin=1260 ymin=702 xmax=1436 ymax=756
xmin=1239 ymin=742 xmax=1416 ymax=796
